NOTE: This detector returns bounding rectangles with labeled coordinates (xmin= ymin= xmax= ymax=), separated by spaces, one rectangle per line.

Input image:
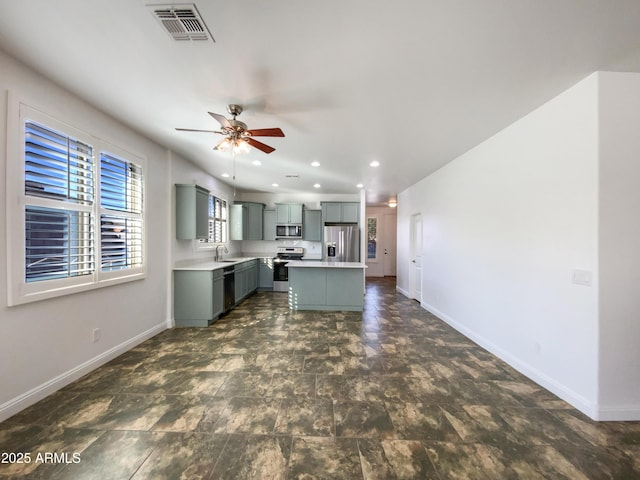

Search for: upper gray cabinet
xmin=276 ymin=203 xmax=303 ymax=224
xmin=321 ymin=202 xmax=360 ymax=224
xmin=263 ymin=209 xmax=276 ymax=240
xmin=303 ymin=210 xmax=322 ymax=241
xmin=230 ymin=202 xmax=265 ymax=240
xmin=175 ymin=184 xmax=209 ymax=240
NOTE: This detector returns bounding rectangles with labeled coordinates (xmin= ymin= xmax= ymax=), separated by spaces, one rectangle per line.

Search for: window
xmin=24 ymin=120 xmax=95 ymax=282
xmin=210 ymin=194 xmax=228 ymax=243
xmin=367 ymin=217 xmax=378 ymax=260
xmin=7 ymin=100 xmax=146 ymax=306
xmin=199 ymin=193 xmax=228 ymax=246
xmin=100 ymin=153 xmax=143 ymax=271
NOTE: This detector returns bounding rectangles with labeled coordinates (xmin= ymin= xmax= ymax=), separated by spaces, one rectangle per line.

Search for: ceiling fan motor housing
xmin=227 ymin=104 xmax=243 ymax=117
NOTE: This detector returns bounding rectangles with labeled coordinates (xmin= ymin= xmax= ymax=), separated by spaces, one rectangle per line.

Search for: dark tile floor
xmin=2 ymin=277 xmax=640 ymax=479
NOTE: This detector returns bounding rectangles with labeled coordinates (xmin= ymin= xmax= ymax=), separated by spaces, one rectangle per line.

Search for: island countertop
xmin=286 ymin=261 xmax=367 ymax=269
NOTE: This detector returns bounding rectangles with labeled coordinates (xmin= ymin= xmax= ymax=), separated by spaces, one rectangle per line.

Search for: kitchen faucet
xmin=215 ymin=244 xmax=228 ymax=262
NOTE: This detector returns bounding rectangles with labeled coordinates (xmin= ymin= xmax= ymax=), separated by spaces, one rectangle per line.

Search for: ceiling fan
xmin=175 ymin=104 xmax=285 ymax=154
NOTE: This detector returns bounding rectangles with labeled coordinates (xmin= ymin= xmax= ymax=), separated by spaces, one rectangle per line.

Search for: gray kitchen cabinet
xmin=303 ymin=209 xmax=322 ymax=241
xmin=212 ymin=269 xmax=224 ymax=319
xmin=321 ymin=202 xmax=360 ymax=224
xmin=234 ymin=259 xmax=258 ymax=303
xmin=235 ymin=262 xmax=247 ymax=302
xmin=174 ymin=269 xmax=224 ymax=326
xmin=276 ymin=203 xmax=303 ymax=224
xmin=175 ymin=184 xmax=210 ymax=240
xmin=230 ymin=202 xmax=264 ymax=240
xmin=248 ymin=259 xmax=258 ymax=291
xmin=258 ymin=257 xmax=274 ymax=289
xmin=263 ymin=209 xmax=276 ymax=240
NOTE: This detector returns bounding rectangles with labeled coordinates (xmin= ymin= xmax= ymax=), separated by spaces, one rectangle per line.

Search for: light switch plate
xmin=572 ymin=269 xmax=592 ymax=286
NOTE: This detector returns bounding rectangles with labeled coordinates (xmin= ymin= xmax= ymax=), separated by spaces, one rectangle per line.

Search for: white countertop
xmin=173 ymin=257 xmax=367 ymax=271
xmin=173 ymin=257 xmax=257 ymax=271
xmin=286 ymin=260 xmax=367 ymax=269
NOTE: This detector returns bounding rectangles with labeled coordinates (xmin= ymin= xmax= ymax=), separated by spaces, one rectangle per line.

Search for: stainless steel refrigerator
xmin=324 ymin=225 xmax=360 ymax=262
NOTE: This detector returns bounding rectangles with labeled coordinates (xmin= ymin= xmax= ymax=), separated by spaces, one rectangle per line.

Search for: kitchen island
xmin=286 ymin=261 xmax=367 ymax=311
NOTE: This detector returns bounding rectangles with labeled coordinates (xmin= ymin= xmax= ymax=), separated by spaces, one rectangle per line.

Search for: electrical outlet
xmin=92 ymin=328 xmax=101 ymax=343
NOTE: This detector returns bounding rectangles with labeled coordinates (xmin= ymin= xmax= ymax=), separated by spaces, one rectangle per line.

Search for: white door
xmin=382 ymin=213 xmax=397 ymax=276
xmin=410 ymin=213 xmax=423 ymax=302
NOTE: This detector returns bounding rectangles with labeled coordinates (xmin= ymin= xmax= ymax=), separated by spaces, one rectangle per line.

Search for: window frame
xmin=367 ymin=215 xmax=379 ymax=262
xmin=196 ymin=191 xmax=228 ymax=249
xmin=6 ymin=96 xmax=147 ymax=306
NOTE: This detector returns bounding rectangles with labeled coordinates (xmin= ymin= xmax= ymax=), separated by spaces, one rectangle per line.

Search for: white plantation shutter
xmin=10 ymin=105 xmax=147 ymax=305
xmin=25 ymin=121 xmax=94 ymax=203
xmin=99 ymin=153 xmax=144 ymax=271
xmin=200 ymin=194 xmax=228 ymax=244
xmin=25 ymin=207 xmax=94 ymax=282
xmin=23 ymin=121 xmax=95 ymax=282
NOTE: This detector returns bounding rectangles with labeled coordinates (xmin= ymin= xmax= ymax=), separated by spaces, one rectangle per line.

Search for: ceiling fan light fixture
xmin=216 ymin=138 xmax=231 ymax=152
xmin=233 ymin=139 xmax=251 ymax=154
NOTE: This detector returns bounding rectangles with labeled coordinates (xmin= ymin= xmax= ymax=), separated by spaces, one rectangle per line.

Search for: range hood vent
xmin=148 ymin=4 xmax=214 ymax=42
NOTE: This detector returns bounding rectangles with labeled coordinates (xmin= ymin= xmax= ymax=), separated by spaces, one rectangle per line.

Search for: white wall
xmin=398 ymin=73 xmax=602 ymax=417
xmin=0 ymin=51 xmax=171 ymax=420
xmin=597 ymin=72 xmax=640 ymax=418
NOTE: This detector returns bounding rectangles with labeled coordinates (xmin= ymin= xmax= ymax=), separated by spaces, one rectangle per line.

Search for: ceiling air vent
xmin=284 ymin=174 xmax=300 ymax=179
xmin=148 ymin=4 xmax=214 ymax=42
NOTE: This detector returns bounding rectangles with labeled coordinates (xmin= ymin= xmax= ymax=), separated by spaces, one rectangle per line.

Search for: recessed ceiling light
xmin=272 ymin=183 xmax=279 ymax=187
xmin=313 ymin=183 xmax=321 ymax=188
xmin=252 ymin=160 xmax=262 ymax=166
xmin=222 ymin=173 xmax=230 ymax=178
xmin=311 ymin=161 xmax=320 ymax=167
xmin=356 ymin=183 xmax=364 ymax=188
xmin=370 ymin=161 xmax=380 ymax=167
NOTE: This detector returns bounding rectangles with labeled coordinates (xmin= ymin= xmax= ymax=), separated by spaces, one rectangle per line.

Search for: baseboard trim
xmin=418 ymin=301 xmax=611 ymax=421
xmin=396 ymin=285 xmax=410 ymax=297
xmin=594 ymin=406 xmax=640 ymax=421
xmin=0 ymin=321 xmax=167 ymax=422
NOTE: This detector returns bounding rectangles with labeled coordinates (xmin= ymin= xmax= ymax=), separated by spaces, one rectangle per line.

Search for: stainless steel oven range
xmin=273 ymin=247 xmax=304 ymax=292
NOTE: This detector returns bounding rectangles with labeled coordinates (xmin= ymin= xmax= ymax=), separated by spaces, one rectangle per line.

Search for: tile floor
xmin=1 ymin=277 xmax=640 ymax=479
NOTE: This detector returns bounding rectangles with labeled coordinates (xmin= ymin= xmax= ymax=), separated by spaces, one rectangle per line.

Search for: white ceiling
xmin=2 ymin=1 xmax=640 ymax=205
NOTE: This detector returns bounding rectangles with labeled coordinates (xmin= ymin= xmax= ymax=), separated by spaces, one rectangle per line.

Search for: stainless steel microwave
xmin=276 ymin=224 xmax=302 ymax=239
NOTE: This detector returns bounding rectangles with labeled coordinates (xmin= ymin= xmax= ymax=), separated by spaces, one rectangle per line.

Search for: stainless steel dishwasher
xmin=223 ymin=265 xmax=235 ymax=312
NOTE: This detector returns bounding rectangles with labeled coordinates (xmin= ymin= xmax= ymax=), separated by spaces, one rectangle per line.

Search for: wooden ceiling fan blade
xmin=245 ymin=128 xmax=285 ymax=137
xmin=246 ymin=137 xmax=275 ymax=154
xmin=175 ymin=128 xmax=221 ymax=133
xmin=208 ymin=111 xmax=232 ymax=128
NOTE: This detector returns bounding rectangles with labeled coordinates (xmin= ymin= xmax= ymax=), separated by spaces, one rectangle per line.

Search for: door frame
xmin=410 ymin=213 xmax=423 ymax=302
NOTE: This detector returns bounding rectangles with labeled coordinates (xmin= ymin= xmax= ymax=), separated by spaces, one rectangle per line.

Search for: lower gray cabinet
xmin=258 ymin=258 xmax=274 ymax=290
xmin=212 ymin=269 xmax=224 ymax=319
xmin=174 ymin=269 xmax=224 ymax=327
xmin=234 ymin=259 xmax=259 ymax=303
